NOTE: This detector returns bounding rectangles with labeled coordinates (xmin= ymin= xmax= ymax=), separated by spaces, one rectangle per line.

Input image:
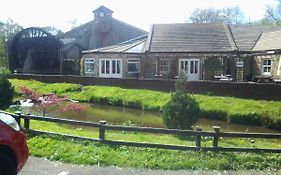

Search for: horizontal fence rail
xmin=2 ymin=111 xmax=281 ymax=153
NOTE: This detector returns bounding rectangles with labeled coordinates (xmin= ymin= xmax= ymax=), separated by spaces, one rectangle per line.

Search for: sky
xmin=0 ymin=0 xmax=278 ymax=32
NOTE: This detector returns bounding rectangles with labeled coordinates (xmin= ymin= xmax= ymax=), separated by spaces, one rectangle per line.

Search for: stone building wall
xmin=253 ymin=55 xmax=281 ymax=77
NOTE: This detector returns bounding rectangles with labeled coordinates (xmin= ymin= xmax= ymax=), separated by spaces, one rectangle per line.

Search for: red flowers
xmin=19 ymin=86 xmax=84 ymax=115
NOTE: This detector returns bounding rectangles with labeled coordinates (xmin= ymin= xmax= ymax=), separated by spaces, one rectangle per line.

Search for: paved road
xmin=18 ymin=157 xmax=281 ymax=175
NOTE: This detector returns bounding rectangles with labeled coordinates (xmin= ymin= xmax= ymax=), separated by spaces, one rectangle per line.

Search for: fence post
xmin=99 ymin=120 xmax=107 ymax=141
xmin=24 ymin=113 xmax=30 ymax=130
xmin=14 ymin=111 xmax=21 ymax=126
xmin=195 ymin=126 xmax=202 ymax=148
xmin=212 ymin=126 xmax=220 ymax=148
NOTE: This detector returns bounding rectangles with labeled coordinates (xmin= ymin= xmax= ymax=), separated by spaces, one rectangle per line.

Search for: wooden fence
xmin=4 ymin=111 xmax=281 ymax=153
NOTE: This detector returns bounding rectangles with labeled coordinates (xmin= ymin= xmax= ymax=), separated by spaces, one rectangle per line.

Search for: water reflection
xmin=23 ymin=103 xmax=281 ymax=133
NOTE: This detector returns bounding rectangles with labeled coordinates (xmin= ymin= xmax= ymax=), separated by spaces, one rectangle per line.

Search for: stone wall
xmin=9 ymin=74 xmax=281 ymax=101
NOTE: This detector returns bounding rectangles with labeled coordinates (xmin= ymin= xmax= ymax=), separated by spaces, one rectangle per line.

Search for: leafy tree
xmin=0 ymin=38 xmax=6 ymax=68
xmin=189 ymin=7 xmax=244 ymax=24
xmin=0 ymin=18 xmax=23 ymax=40
xmin=0 ymin=77 xmax=14 ymax=109
xmin=0 ymin=18 xmax=23 ymax=68
xmin=163 ymin=72 xmax=200 ymax=130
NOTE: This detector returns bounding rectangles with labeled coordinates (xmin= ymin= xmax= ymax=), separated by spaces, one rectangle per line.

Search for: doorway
xmin=179 ymin=59 xmax=200 ymax=81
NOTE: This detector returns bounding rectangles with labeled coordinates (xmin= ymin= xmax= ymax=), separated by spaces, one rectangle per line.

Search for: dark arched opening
xmin=8 ymin=27 xmax=61 ymax=74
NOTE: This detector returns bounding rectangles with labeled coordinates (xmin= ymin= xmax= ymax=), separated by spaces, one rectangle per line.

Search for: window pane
xmin=117 ymin=60 xmax=120 ymax=74
xmin=128 ymin=59 xmax=139 ymax=73
xmin=185 ymin=61 xmax=188 ymax=73
xmin=85 ymin=63 xmax=94 ymax=73
xmin=190 ymin=61 xmax=194 ymax=73
xmin=101 ymin=60 xmax=105 ymax=74
xmin=128 ymin=63 xmax=137 ymax=73
xmin=194 ymin=61 xmax=198 ymax=73
xmin=85 ymin=59 xmax=95 ymax=73
xmin=180 ymin=61 xmax=184 ymax=70
xmin=112 ymin=60 xmax=116 ymax=74
xmin=263 ymin=59 xmax=272 ymax=66
xmin=262 ymin=59 xmax=272 ymax=73
xmin=106 ymin=60 xmax=110 ymax=74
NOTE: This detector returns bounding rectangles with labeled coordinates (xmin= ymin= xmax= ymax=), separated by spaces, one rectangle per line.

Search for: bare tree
xmin=68 ymin=19 xmax=80 ymax=29
xmin=264 ymin=0 xmax=281 ymax=24
xmin=189 ymin=7 xmax=244 ymax=24
xmin=40 ymin=26 xmax=63 ymax=36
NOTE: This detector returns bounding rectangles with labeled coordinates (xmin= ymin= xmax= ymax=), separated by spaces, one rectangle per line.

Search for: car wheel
xmin=0 ymin=152 xmax=16 ymax=175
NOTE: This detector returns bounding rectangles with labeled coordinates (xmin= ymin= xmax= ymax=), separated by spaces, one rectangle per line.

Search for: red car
xmin=0 ymin=113 xmax=28 ymax=175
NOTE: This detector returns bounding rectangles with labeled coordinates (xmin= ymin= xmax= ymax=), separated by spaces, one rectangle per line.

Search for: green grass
xmin=27 ymin=135 xmax=281 ymax=170
xmin=8 ymin=78 xmax=281 ymax=170
xmin=25 ymin=120 xmax=281 ymax=170
xmin=28 ymin=120 xmax=281 ymax=149
xmin=10 ymin=79 xmax=281 ymax=129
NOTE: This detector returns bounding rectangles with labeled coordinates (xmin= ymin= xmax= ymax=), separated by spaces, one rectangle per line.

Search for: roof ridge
xmin=143 ymin=24 xmax=154 ymax=52
xmin=117 ymin=34 xmax=147 ymax=45
xmin=57 ymin=20 xmax=93 ymax=37
xmin=112 ymin=18 xmax=147 ymax=34
xmin=223 ymin=23 xmax=238 ymax=51
xmin=251 ymin=33 xmax=263 ymax=52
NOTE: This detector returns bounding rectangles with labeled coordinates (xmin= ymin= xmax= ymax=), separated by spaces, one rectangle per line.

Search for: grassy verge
xmin=26 ymin=120 xmax=281 ymax=170
xmin=10 ymin=79 xmax=281 ymax=129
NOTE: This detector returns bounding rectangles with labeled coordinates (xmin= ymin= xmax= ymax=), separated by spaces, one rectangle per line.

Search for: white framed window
xmin=128 ymin=59 xmax=140 ymax=73
xmin=262 ymin=59 xmax=272 ymax=73
xmin=85 ymin=58 xmax=95 ymax=74
xmin=99 ymin=59 xmax=122 ymax=78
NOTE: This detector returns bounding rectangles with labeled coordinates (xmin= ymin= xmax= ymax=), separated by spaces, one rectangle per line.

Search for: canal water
xmin=22 ymin=103 xmax=281 ymax=133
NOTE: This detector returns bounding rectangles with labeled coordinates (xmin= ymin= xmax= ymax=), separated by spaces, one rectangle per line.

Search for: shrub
xmin=0 ymin=77 xmax=14 ymax=109
xmin=175 ymin=70 xmax=187 ymax=92
xmin=229 ymin=113 xmax=263 ymax=126
xmin=0 ymin=67 xmax=10 ymax=74
xmin=162 ymin=92 xmax=200 ymax=130
xmin=200 ymin=109 xmax=228 ymax=121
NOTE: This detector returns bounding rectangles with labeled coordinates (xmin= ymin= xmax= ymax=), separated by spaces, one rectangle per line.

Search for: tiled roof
xmin=82 ymin=23 xmax=281 ymax=54
xmin=148 ymin=23 xmax=235 ymax=52
xmin=82 ymin=35 xmax=147 ymax=54
xmin=252 ymin=30 xmax=281 ymax=52
xmin=229 ymin=25 xmax=281 ymax=52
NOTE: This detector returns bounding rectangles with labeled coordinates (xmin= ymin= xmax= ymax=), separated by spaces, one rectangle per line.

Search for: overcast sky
xmin=0 ymin=0 xmax=278 ymax=32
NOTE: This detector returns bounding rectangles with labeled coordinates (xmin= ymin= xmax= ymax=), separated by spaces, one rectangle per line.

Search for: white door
xmin=179 ymin=59 xmax=200 ymax=81
xmin=99 ymin=59 xmax=122 ymax=78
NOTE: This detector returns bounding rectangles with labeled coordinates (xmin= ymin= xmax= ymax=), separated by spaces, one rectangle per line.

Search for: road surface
xmin=18 ymin=156 xmax=280 ymax=175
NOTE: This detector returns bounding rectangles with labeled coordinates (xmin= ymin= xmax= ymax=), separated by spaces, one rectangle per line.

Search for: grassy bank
xmin=10 ymin=79 xmax=281 ymax=129
xmin=28 ymin=135 xmax=281 ymax=170
xmin=26 ymin=120 xmax=281 ymax=170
